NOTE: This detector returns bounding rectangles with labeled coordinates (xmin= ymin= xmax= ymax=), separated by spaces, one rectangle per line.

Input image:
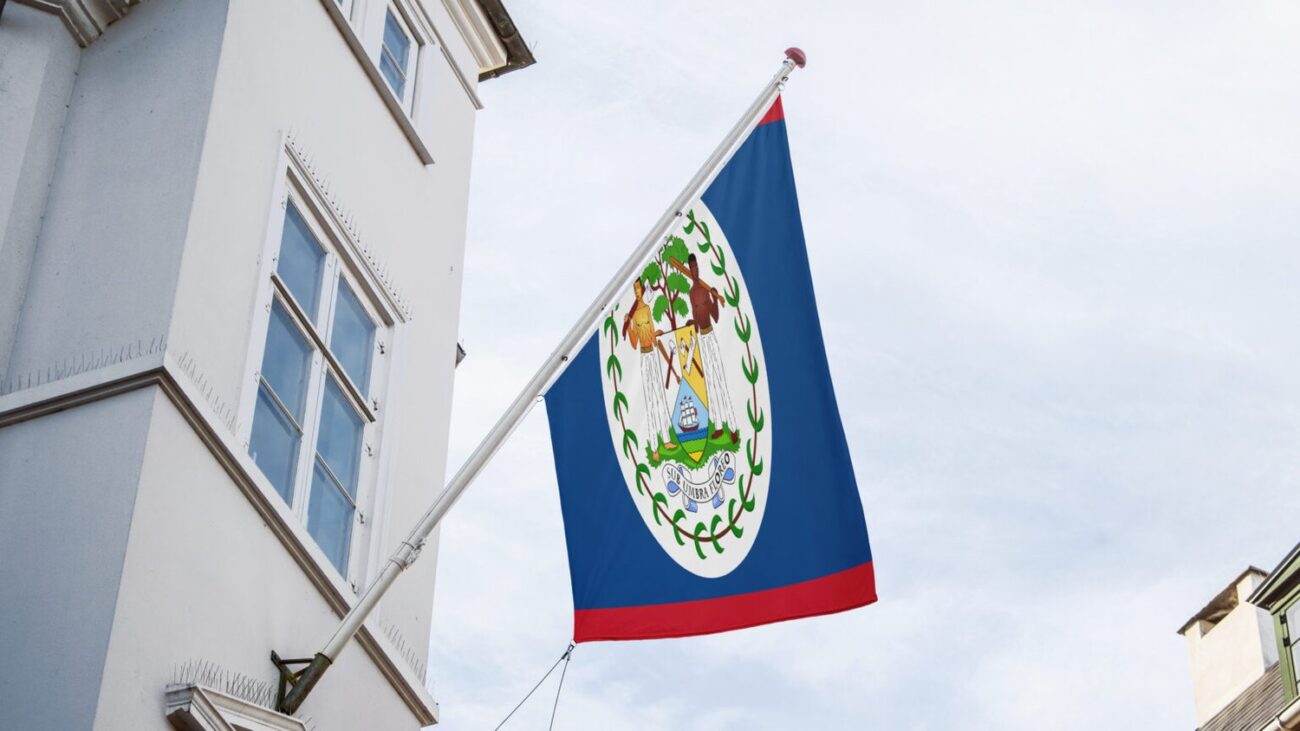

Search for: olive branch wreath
xmin=601 ymin=209 xmax=767 ymax=561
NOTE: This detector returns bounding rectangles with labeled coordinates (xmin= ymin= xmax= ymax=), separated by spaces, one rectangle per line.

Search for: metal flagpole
xmin=272 ymin=47 xmax=808 ymax=715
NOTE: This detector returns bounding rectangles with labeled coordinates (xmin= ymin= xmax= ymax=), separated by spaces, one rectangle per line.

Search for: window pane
xmin=278 ymin=203 xmax=325 ymax=319
xmin=379 ymin=9 xmax=410 ymax=98
xmin=316 ymin=378 xmax=363 ymax=497
xmin=308 ymin=462 xmax=354 ymax=573
xmin=261 ymin=300 xmax=313 ymax=421
xmin=384 ymin=10 xmax=411 ymax=68
xmin=250 ymin=386 xmax=301 ymax=503
xmin=379 ymin=54 xmax=405 ymax=99
xmin=330 ymin=281 xmax=375 ymax=392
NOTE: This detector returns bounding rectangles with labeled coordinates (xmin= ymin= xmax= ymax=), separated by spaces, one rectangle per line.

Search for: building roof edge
xmin=1178 ymin=566 xmax=1269 ymax=636
xmin=1247 ymin=543 xmax=1300 ymax=609
xmin=475 ymin=0 xmax=534 ymax=80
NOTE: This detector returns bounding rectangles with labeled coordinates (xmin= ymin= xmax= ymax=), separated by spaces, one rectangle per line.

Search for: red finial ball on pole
xmin=785 ymin=47 xmax=807 ymax=68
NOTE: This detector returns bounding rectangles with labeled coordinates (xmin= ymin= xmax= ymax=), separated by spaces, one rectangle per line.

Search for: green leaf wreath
xmin=603 ymin=208 xmax=767 ymax=560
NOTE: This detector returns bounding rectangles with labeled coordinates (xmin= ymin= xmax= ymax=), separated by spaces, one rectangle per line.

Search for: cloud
xmin=429 ymin=1 xmax=1300 ymax=728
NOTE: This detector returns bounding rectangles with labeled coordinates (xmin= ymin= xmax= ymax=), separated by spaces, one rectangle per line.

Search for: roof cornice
xmin=438 ymin=0 xmax=534 ymax=80
xmin=1248 ymin=543 xmax=1300 ymax=609
xmin=14 ymin=0 xmax=142 ymax=46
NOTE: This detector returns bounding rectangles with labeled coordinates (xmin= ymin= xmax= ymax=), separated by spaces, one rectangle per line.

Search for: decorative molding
xmin=465 ymin=0 xmax=535 ymax=80
xmin=438 ymin=0 xmax=508 ymax=76
xmin=386 ymin=0 xmax=486 ymax=111
xmin=15 ymin=0 xmax=143 ymax=47
xmin=165 ymin=683 xmax=307 ymax=731
xmin=0 ymin=357 xmax=439 ymax=726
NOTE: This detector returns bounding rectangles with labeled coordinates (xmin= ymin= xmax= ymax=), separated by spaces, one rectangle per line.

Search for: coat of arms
xmin=600 ymin=204 xmax=772 ymax=578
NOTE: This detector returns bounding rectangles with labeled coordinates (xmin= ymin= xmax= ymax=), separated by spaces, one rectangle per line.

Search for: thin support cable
xmin=548 ymin=644 xmax=575 ymax=731
xmin=495 ymin=643 xmax=576 ymax=730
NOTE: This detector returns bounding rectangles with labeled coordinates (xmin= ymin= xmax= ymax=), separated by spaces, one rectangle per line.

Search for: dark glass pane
xmin=250 ymin=386 xmax=300 ymax=503
xmin=316 ymin=378 xmax=363 ymax=497
xmin=278 ymin=203 xmax=325 ymax=319
xmin=261 ymin=300 xmax=313 ymax=421
xmin=330 ymin=281 xmax=375 ymax=393
xmin=308 ymin=462 xmax=353 ymax=574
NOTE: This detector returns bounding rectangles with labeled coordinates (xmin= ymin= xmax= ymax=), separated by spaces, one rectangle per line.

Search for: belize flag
xmin=545 ymin=97 xmax=875 ymax=642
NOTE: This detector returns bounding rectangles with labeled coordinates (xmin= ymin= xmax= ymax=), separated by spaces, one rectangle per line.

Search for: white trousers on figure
xmin=640 ymin=350 xmax=672 ymax=446
xmin=698 ymin=330 xmax=736 ymax=429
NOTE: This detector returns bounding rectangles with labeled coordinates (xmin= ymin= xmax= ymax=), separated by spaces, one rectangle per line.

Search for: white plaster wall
xmin=1185 ymin=579 xmax=1278 ymax=725
xmin=167 ymin=0 xmax=479 ymax=674
xmin=0 ymin=0 xmax=489 ymax=724
xmin=0 ymin=5 xmax=82 ymax=381
xmin=0 ymin=390 xmax=155 ymax=730
xmin=3 ymin=0 xmax=228 ymax=380
xmin=93 ymin=388 xmax=421 ymax=729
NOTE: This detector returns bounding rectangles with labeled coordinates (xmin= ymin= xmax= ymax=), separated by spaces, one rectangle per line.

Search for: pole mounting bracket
xmin=272 ymin=651 xmax=332 ymax=715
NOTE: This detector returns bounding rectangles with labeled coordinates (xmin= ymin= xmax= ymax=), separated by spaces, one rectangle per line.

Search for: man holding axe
xmin=669 ymin=254 xmax=738 ymax=441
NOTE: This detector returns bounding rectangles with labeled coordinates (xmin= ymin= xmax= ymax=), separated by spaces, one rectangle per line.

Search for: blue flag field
xmin=546 ymin=98 xmax=875 ymax=642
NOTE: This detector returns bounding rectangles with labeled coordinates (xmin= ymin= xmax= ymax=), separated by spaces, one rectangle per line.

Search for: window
xmin=379 ymin=7 xmax=414 ymax=102
xmin=333 ymin=0 xmax=360 ymax=24
xmin=249 ymin=198 xmax=385 ymax=577
xmin=1288 ymin=601 xmax=1300 ymax=694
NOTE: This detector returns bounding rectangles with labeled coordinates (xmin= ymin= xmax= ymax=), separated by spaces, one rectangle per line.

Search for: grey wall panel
xmin=0 ymin=388 xmax=155 ymax=730
xmin=0 ymin=6 xmax=81 ymax=381
xmin=5 ymin=0 xmax=229 ymax=379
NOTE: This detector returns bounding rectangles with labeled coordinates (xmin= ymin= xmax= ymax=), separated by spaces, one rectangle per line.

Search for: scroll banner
xmin=546 ymin=97 xmax=876 ymax=642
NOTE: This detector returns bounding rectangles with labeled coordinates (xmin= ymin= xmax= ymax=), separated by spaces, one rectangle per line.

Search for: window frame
xmin=315 ymin=0 xmax=442 ymax=164
xmin=1277 ymin=591 xmax=1300 ymax=701
xmin=240 ymin=143 xmax=404 ymax=588
xmin=263 ymin=192 xmax=382 ymax=579
xmin=376 ymin=2 xmax=425 ymax=113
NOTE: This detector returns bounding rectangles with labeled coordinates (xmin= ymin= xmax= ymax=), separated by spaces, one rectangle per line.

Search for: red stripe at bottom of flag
xmin=573 ymin=562 xmax=877 ymax=643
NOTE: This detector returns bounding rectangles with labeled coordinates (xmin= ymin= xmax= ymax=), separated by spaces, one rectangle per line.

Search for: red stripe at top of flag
xmin=756 ymin=96 xmax=785 ymax=127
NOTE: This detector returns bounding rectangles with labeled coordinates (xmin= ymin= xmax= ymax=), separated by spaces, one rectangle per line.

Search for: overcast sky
xmin=427 ymin=2 xmax=1300 ymax=728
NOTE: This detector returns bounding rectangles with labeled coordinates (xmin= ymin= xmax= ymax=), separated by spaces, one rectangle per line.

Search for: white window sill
xmin=318 ymin=0 xmax=435 ymax=165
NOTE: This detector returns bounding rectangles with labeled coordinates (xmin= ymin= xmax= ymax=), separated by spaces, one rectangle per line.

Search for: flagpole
xmin=273 ymin=47 xmax=808 ymax=715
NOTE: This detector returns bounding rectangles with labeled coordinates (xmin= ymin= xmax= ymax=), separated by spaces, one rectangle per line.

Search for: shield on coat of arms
xmin=671 ymin=325 xmax=710 ymax=460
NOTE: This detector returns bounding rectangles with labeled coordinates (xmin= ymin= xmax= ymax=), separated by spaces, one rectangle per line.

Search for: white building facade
xmin=0 ymin=0 xmax=531 ymax=728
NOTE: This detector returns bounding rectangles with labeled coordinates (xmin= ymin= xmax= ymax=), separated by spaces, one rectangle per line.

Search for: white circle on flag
xmin=598 ymin=201 xmax=772 ymax=578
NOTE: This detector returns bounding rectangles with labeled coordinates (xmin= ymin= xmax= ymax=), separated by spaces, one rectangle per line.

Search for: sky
xmin=427 ymin=2 xmax=1300 ymax=728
